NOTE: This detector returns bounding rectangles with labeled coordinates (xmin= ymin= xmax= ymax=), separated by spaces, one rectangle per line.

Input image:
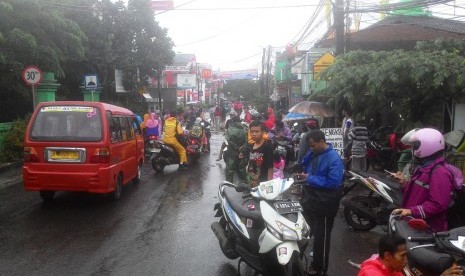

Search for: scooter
xmin=342 ymin=171 xmax=402 ymax=231
xmin=144 ymin=135 xmax=159 ymax=157
xmin=186 ymin=134 xmax=202 ymax=162
xmin=389 ymin=215 xmax=465 ymax=275
xmin=150 ymin=133 xmax=198 ymax=173
xmin=211 ymin=178 xmax=310 ymax=276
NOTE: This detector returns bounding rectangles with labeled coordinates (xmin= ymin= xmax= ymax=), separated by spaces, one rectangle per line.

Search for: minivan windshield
xmin=31 ymin=106 xmax=102 ymax=142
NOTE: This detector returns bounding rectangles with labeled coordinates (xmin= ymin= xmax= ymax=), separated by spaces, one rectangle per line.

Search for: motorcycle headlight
xmin=267 ymin=225 xmax=282 ymax=240
xmin=276 ymin=221 xmax=299 ymax=241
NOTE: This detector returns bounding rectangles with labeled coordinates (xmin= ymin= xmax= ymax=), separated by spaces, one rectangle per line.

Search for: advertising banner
xmin=150 ymin=0 xmax=173 ymax=10
xmin=202 ymin=69 xmax=212 ymax=79
xmin=321 ymin=128 xmax=344 ymax=157
xmin=218 ymin=69 xmax=258 ymax=80
xmin=177 ymin=74 xmax=197 ymax=89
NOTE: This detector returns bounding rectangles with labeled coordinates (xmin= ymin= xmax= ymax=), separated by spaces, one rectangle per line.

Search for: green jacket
xmin=226 ymin=122 xmax=247 ymax=154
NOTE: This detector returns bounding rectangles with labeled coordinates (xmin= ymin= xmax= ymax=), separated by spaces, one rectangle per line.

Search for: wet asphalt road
xmin=0 ymin=133 xmax=382 ymax=276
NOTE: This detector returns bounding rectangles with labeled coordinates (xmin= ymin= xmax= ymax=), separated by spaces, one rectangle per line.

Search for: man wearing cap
xmin=297 ymin=118 xmax=320 ymax=163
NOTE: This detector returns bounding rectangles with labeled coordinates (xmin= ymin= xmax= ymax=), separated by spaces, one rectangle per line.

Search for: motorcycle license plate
xmin=150 ymin=148 xmax=161 ymax=153
xmin=273 ymin=201 xmax=303 ymax=214
xmin=188 ymin=145 xmax=199 ymax=149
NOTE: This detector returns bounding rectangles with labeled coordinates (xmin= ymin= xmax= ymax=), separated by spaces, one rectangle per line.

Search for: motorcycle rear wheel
xmin=151 ymin=158 xmax=164 ymax=173
xmin=343 ymin=197 xmax=377 ymax=231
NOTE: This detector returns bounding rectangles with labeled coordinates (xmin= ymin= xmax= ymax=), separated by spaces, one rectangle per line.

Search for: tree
xmin=319 ymin=39 xmax=465 ymax=130
xmin=0 ymin=0 xmax=175 ymax=121
xmin=0 ymin=0 xmax=87 ymax=121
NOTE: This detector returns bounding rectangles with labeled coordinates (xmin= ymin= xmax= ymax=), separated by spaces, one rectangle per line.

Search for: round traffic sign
xmin=22 ymin=66 xmax=43 ymax=86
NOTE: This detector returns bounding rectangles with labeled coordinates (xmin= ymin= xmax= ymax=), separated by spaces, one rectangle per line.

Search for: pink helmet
xmin=406 ymin=128 xmax=445 ymax=158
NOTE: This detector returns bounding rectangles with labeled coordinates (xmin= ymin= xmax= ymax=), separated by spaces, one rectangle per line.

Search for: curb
xmin=0 ymin=160 xmax=23 ymax=174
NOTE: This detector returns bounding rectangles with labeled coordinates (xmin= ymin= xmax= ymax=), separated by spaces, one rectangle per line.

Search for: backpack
xmin=226 ymin=123 xmax=247 ymax=153
xmin=430 ymin=162 xmax=465 ymax=228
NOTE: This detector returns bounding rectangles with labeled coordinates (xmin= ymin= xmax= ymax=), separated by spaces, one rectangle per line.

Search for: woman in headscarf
xmin=145 ymin=113 xmax=160 ymax=138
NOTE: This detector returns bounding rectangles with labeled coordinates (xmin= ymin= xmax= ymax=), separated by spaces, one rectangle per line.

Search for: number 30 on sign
xmin=22 ymin=66 xmax=43 ymax=86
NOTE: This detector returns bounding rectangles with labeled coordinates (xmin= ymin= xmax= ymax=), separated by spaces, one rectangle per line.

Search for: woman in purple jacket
xmin=392 ymin=128 xmax=454 ymax=232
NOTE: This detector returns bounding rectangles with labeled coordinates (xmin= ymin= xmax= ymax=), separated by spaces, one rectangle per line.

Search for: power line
xmin=346 ymin=0 xmax=453 ymax=13
xmin=157 ymin=4 xmax=323 ymax=12
xmin=287 ymin=0 xmax=326 ymax=45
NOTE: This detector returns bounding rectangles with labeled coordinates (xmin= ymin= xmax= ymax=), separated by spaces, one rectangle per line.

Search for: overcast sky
xmin=147 ymin=0 xmax=465 ymax=71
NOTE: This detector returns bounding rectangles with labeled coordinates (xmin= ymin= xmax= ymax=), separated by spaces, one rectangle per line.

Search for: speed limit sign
xmin=22 ymin=66 xmax=43 ymax=86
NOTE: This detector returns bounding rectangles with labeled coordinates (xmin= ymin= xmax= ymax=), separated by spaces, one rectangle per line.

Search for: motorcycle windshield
xmin=251 ymin=178 xmax=294 ymax=200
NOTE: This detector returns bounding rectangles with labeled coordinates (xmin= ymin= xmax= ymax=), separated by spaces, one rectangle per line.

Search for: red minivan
xmin=23 ymin=101 xmax=144 ymax=201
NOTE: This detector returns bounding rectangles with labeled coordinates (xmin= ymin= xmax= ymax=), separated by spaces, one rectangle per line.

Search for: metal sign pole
xmin=32 ymin=84 xmax=37 ymax=109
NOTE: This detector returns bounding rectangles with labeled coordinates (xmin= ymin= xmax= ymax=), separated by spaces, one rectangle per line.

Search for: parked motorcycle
xmin=366 ymin=126 xmax=409 ymax=171
xmin=211 ymin=178 xmax=310 ymax=276
xmin=342 ymin=171 xmax=402 ymax=231
xmin=389 ymin=215 xmax=465 ymax=275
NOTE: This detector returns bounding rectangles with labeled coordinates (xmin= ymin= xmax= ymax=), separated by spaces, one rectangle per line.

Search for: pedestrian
xmin=297 ymin=118 xmax=320 ymax=163
xmin=297 ymin=130 xmax=344 ymax=275
xmin=347 ymin=120 xmax=369 ymax=171
xmin=392 ymin=128 xmax=454 ymax=232
xmin=246 ymin=120 xmax=274 ymax=187
xmin=357 ymin=235 xmax=406 ymax=276
xmin=358 ymin=234 xmax=464 ymax=276
xmin=264 ymin=107 xmax=275 ymax=131
xmin=224 ymin=116 xmax=248 ymax=183
xmin=341 ymin=109 xmax=353 ymax=158
xmin=225 ymin=110 xmax=238 ymax=130
xmin=214 ymin=105 xmax=221 ymax=130
xmin=247 ymin=110 xmax=269 ymax=144
xmin=217 ymin=111 xmax=240 ymax=162
xmin=273 ymin=149 xmax=285 ymax=179
xmin=244 ymin=106 xmax=252 ymax=123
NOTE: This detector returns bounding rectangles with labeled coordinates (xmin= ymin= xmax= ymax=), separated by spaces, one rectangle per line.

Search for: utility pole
xmin=260 ymin=48 xmax=265 ymax=95
xmin=334 ymin=0 xmax=345 ymax=56
xmin=265 ymin=46 xmax=272 ymax=95
xmin=157 ymin=69 xmax=163 ymax=112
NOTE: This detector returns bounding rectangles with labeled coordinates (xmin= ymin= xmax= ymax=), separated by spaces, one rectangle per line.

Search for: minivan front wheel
xmin=40 ymin=191 xmax=55 ymax=202
xmin=111 ymin=175 xmax=122 ymax=201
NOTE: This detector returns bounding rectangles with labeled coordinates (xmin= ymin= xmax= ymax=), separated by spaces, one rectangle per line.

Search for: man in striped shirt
xmin=348 ymin=121 xmax=369 ymax=171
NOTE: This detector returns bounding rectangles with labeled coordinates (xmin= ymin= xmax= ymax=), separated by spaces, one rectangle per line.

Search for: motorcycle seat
xmin=395 ymin=220 xmax=454 ymax=274
xmin=223 ymin=187 xmax=262 ymax=221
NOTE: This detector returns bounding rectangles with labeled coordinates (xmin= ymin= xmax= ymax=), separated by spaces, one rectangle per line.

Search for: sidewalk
xmin=0 ymin=160 xmax=23 ymax=189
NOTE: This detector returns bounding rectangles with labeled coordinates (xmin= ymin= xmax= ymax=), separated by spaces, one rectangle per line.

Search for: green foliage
xmin=0 ymin=115 xmax=30 ymax=162
xmin=320 ymin=39 xmax=465 ymax=129
xmin=0 ymin=0 xmax=174 ymax=122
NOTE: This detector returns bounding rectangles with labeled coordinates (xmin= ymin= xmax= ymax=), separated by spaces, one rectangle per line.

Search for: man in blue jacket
xmin=298 ymin=130 xmax=344 ymax=275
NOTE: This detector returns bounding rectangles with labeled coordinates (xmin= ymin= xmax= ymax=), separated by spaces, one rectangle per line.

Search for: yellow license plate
xmin=50 ymin=150 xmax=79 ymax=160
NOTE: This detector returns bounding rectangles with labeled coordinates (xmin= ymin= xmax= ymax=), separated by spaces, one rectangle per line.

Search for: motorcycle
xmin=342 ymin=171 xmax=402 ymax=231
xmin=366 ymin=126 xmax=410 ymax=171
xmin=211 ymin=178 xmax=310 ymax=276
xmin=150 ymin=131 xmax=199 ymax=173
xmin=186 ymin=134 xmax=202 ymax=163
xmin=144 ymin=135 xmax=159 ymax=157
xmin=389 ymin=215 xmax=465 ymax=275
xmin=200 ymin=121 xmax=211 ymax=152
